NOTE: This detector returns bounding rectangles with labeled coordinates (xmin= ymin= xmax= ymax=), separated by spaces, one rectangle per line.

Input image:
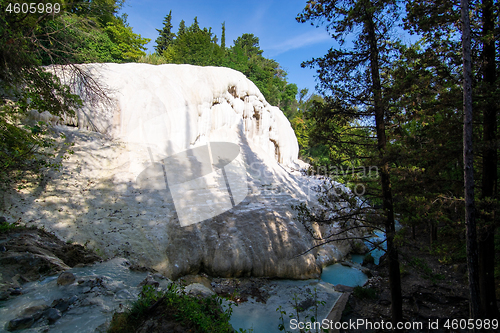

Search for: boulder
xmin=334 ymin=284 xmax=354 ymax=292
xmin=21 ymin=305 xmax=49 ymax=321
xmin=184 ymin=283 xmax=215 ymax=298
xmin=51 ymin=295 xmax=77 ymax=312
xmin=43 ymin=308 xmax=62 ymax=324
xmin=57 ymin=272 xmax=76 ymax=286
xmin=6 ymin=316 xmax=34 ymax=331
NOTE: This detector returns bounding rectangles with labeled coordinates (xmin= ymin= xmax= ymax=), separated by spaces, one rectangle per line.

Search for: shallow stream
xmin=0 ymin=258 xmax=150 ymax=333
xmin=0 ymin=231 xmax=386 ymax=333
xmin=230 ymin=230 xmax=387 ymax=332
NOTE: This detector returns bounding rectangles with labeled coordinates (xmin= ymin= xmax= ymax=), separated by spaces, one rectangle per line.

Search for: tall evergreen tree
xmin=233 ymin=33 xmax=263 ymax=58
xmin=189 ymin=17 xmax=200 ymax=33
xmin=178 ymin=20 xmax=186 ymax=36
xmin=155 ymin=10 xmax=175 ymax=54
xmin=297 ymin=0 xmax=403 ymax=323
xmin=221 ymin=22 xmax=226 ymax=50
xmin=461 ymin=0 xmax=481 ymax=321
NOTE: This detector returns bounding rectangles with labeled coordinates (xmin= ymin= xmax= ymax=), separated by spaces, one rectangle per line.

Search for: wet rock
xmin=334 ymin=284 xmax=354 ymax=292
xmin=139 ymin=275 xmax=159 ymax=288
xmin=115 ymin=289 xmax=134 ymax=300
xmin=6 ymin=316 xmax=34 ymax=331
xmin=0 ymin=290 xmax=10 ymax=300
xmin=361 ymin=267 xmax=373 ymax=278
xmin=94 ymin=321 xmax=110 ymax=333
xmin=103 ymin=279 xmax=126 ymax=293
xmin=138 ymin=273 xmax=172 ymax=291
xmin=129 ymin=264 xmax=155 ymax=273
xmin=184 ymin=283 xmax=215 ymax=298
xmin=340 ymin=261 xmax=354 ymax=267
xmin=77 ymin=276 xmax=99 ymax=288
xmin=43 ymin=308 xmax=62 ymax=324
xmin=178 ymin=274 xmax=212 ymax=289
xmin=21 ymin=305 xmax=49 ymax=321
xmin=57 ymin=272 xmax=75 ymax=286
xmin=298 ymin=297 xmax=317 ymax=311
xmin=10 ymin=287 xmax=22 ymax=295
xmin=0 ymin=228 xmax=100 ymax=305
xmin=51 ymin=295 xmax=77 ymax=312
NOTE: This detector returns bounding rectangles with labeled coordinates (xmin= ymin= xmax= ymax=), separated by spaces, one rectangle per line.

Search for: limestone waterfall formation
xmin=5 ymin=63 xmax=359 ymax=279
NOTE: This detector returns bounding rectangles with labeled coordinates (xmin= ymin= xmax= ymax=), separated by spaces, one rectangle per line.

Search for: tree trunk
xmin=366 ymin=9 xmax=403 ymax=324
xmin=429 ymin=221 xmax=438 ymax=245
xmin=461 ymin=0 xmax=480 ymax=322
xmin=478 ymin=0 xmax=498 ymax=319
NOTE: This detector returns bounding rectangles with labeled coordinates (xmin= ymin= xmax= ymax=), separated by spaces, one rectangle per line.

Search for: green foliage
xmin=408 ymin=257 xmax=445 ymax=283
xmin=362 ymin=253 xmax=375 ymax=265
xmin=137 ymin=53 xmax=171 ymax=65
xmin=294 ymin=3 xmax=500 ymax=305
xmin=104 ymin=16 xmax=150 ymax=62
xmin=162 ymin=20 xmax=223 ymax=66
xmin=33 ymin=2 xmax=149 ymax=64
xmin=430 ymin=225 xmax=468 ymax=264
xmin=155 ymin=11 xmax=175 ymax=53
xmin=0 ymin=5 xmax=82 ymax=185
xmin=109 ymin=284 xmax=249 ymax=333
xmin=233 ymin=33 xmax=263 ymax=57
xmin=0 ymin=0 xmax=150 ymax=191
xmin=148 ymin=14 xmax=298 ymax=109
xmin=0 ymin=219 xmax=19 ymax=233
xmin=276 ymin=305 xmax=289 ymax=332
xmin=353 ymin=286 xmax=378 ymax=300
xmin=276 ymin=289 xmax=328 ymax=333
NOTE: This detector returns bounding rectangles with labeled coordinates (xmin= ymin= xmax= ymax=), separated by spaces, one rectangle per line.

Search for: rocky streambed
xmin=0 ymin=226 xmax=372 ymax=333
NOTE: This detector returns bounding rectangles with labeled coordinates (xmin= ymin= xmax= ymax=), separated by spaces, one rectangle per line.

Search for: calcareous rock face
xmin=3 ymin=63 xmax=358 ymax=279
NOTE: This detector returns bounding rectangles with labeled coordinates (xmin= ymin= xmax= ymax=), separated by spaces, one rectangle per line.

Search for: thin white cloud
xmin=264 ymin=30 xmax=331 ymax=57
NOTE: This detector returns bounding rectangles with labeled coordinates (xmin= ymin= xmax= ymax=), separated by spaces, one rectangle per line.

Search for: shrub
xmin=353 ymin=286 xmax=377 ymax=300
xmin=108 ymin=284 xmax=248 ymax=333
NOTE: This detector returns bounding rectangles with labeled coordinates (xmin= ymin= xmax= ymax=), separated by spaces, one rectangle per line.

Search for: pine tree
xmin=189 ymin=17 xmax=200 ymax=33
xmin=178 ymin=20 xmax=186 ymax=36
xmin=297 ymin=0 xmax=403 ymax=322
xmin=154 ymin=10 xmax=175 ymax=54
xmin=461 ymin=0 xmax=481 ymax=321
xmin=221 ymin=22 xmax=226 ymax=50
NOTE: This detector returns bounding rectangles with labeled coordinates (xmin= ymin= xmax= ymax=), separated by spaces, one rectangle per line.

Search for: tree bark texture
xmin=461 ymin=0 xmax=481 ymax=322
xmin=365 ymin=7 xmax=403 ymax=324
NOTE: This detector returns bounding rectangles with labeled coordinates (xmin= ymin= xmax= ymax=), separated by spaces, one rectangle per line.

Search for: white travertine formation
xmin=4 ymin=63 xmax=360 ymax=279
xmin=50 ymin=63 xmax=301 ymax=169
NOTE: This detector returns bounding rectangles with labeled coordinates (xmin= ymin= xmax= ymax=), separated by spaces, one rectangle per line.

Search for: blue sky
xmin=120 ymin=0 xmax=336 ymax=95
